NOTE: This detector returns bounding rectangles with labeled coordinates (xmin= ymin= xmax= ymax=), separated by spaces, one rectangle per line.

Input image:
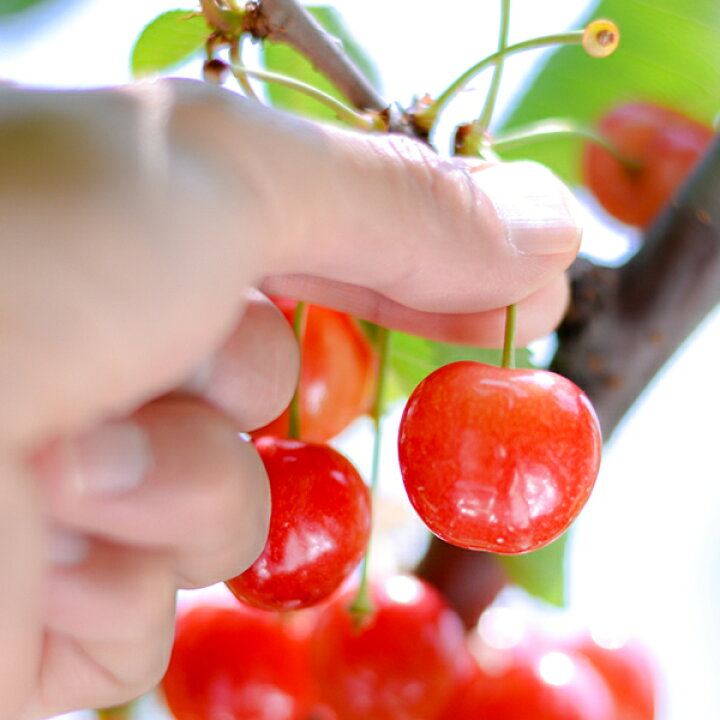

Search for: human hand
xmin=0 ymin=78 xmax=580 ymax=719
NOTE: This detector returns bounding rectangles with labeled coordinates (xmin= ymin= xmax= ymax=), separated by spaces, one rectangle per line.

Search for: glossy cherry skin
xmin=439 ymin=643 xmax=615 ymax=720
xmin=160 ymin=603 xmax=313 ymax=720
xmin=226 ymin=437 xmax=371 ymax=611
xmin=253 ymin=297 xmax=375 ymax=442
xmin=568 ymin=634 xmax=658 ymax=720
xmin=583 ymin=102 xmax=713 ymax=227
xmin=398 ymin=361 xmax=602 ymax=554
xmin=309 ymin=575 xmax=473 ymax=720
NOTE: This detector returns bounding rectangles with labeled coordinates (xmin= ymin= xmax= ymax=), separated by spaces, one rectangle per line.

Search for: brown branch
xmin=415 ymin=542 xmax=507 ymax=630
xmin=552 ymin=133 xmax=720 ymax=439
xmin=244 ymin=0 xmax=387 ymax=112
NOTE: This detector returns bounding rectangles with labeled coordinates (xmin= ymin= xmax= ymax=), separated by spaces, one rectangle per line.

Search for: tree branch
xmin=245 ymin=0 xmax=387 ymax=112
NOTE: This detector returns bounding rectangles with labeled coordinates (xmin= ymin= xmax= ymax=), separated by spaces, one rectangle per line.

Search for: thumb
xmin=180 ymin=84 xmax=580 ymax=314
xmin=179 ymin=83 xmax=580 ymax=337
xmin=273 ymin=136 xmax=581 ymax=314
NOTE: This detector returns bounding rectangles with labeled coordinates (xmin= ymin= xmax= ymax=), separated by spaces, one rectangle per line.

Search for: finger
xmin=24 ymin=539 xmax=177 ymax=718
xmin=169 ymin=82 xmax=579 ymax=316
xmin=261 ymin=273 xmax=570 ymax=347
xmin=182 ymin=288 xmax=299 ymax=432
xmin=0 ymin=458 xmax=44 ymax=720
xmin=270 ymin=149 xmax=581 ymax=315
xmin=35 ymin=397 xmax=271 ymax=589
xmin=0 ymin=82 xmax=270 ymax=448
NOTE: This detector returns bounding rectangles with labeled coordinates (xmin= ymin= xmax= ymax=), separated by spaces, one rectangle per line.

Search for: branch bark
xmin=245 ymin=0 xmax=387 ymax=112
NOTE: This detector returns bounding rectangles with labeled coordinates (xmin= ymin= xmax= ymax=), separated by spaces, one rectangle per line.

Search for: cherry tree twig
xmin=244 ymin=0 xmax=387 ymax=111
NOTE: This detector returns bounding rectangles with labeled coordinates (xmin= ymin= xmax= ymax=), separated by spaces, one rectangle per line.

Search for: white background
xmin=1 ymin=1 xmax=719 ymax=718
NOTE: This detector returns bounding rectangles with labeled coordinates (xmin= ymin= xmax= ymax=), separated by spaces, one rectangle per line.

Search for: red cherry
xmin=568 ymin=633 xmax=658 ymax=720
xmin=398 ymin=361 xmax=602 ymax=554
xmin=309 ymin=575 xmax=473 ymax=720
xmin=161 ymin=603 xmax=313 ymax=720
xmin=226 ymin=437 xmax=371 ymax=611
xmin=253 ymin=297 xmax=376 ymax=442
xmin=439 ymin=642 xmax=615 ymax=720
xmin=583 ymin=101 xmax=713 ymax=227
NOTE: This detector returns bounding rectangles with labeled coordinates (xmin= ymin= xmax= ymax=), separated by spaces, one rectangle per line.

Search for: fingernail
xmin=67 ymin=421 xmax=153 ymax=496
xmin=474 ymin=161 xmax=582 ymax=255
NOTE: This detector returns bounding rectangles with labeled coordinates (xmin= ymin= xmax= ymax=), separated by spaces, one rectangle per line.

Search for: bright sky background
xmin=1 ymin=1 xmax=719 ymax=718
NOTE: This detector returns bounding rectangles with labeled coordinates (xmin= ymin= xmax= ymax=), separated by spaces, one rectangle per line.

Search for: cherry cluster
xmin=130 ymin=5 xmax=716 ymax=718
xmin=161 ymin=575 xmax=657 ymax=720
xmin=156 ymin=96 xmax=715 ymax=720
xmin=227 ymin=298 xmax=375 ymax=614
xmin=156 ymin=297 xmax=623 ymax=719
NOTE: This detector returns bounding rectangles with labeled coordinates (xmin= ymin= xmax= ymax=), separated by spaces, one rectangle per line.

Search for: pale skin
xmin=0 ymin=78 xmax=581 ymax=719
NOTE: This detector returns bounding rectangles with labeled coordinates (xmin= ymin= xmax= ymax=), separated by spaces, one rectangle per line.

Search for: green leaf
xmin=386 ymin=331 xmax=534 ymax=403
xmin=499 ymin=532 xmax=569 ymax=606
xmin=498 ymin=0 xmax=720 ymax=184
xmin=131 ymin=10 xmax=209 ymax=78
xmin=0 ymin=0 xmax=48 ymax=14
xmin=260 ymin=5 xmax=380 ymax=122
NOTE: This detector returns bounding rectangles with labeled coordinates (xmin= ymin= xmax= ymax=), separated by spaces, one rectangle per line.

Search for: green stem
xmin=476 ymin=0 xmax=511 ymax=131
xmin=96 ymin=704 xmax=133 ymax=720
xmin=502 ymin=304 xmax=517 ymax=369
xmin=349 ymin=326 xmax=391 ymax=622
xmin=416 ymin=30 xmax=584 ymax=134
xmin=229 ymin=38 xmax=259 ymax=101
xmin=287 ymin=301 xmax=307 ymax=440
xmin=229 ymin=64 xmax=377 ymax=130
xmin=490 ymin=118 xmax=635 ymax=166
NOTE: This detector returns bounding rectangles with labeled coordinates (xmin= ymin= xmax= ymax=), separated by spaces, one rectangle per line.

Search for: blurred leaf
xmin=498 ymin=0 xmax=720 ymax=184
xmin=386 ymin=331 xmax=534 ymax=403
xmin=260 ymin=5 xmax=380 ymax=122
xmin=499 ymin=533 xmax=569 ymax=606
xmin=131 ymin=10 xmax=209 ymax=78
xmin=0 ymin=0 xmax=48 ymax=14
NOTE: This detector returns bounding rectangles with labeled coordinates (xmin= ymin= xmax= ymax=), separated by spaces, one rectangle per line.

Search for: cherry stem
xmin=416 ymin=30 xmax=584 ymax=134
xmin=476 ymin=0 xmax=511 ymax=132
xmin=502 ymin=304 xmax=517 ymax=369
xmin=349 ymin=325 xmax=391 ymax=623
xmin=228 ymin=64 xmax=379 ymax=130
xmin=489 ymin=118 xmax=636 ymax=167
xmin=229 ymin=38 xmax=260 ymax=101
xmin=96 ymin=704 xmax=133 ymax=720
xmin=287 ymin=301 xmax=307 ymax=440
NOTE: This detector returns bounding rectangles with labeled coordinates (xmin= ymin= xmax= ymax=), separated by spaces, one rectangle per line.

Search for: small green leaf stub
xmin=499 ymin=532 xmax=568 ymax=607
xmin=131 ymin=10 xmax=209 ymax=78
